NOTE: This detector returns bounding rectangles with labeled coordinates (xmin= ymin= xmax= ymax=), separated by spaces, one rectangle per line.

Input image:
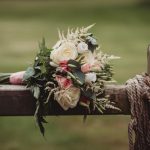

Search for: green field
xmin=0 ymin=1 xmax=150 ymax=150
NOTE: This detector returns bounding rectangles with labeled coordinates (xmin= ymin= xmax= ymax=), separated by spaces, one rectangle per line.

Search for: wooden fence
xmin=0 ymin=45 xmax=149 ymax=116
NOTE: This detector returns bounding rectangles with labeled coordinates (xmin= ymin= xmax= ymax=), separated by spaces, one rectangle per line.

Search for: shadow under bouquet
xmin=0 ymin=24 xmax=120 ymax=135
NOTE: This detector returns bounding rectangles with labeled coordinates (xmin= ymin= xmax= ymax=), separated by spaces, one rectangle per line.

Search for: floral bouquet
xmin=0 ymin=24 xmax=119 ymax=135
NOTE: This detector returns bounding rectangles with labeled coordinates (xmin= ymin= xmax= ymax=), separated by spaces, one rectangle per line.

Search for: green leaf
xmin=82 ymin=89 xmax=96 ymax=101
xmin=86 ymin=36 xmax=98 ymax=53
xmin=39 ymin=38 xmax=51 ymax=57
xmin=34 ymin=106 xmax=45 ymax=136
xmin=36 ymin=115 xmax=45 ymax=136
xmin=23 ymin=67 xmax=35 ymax=81
xmin=40 ymin=65 xmax=47 ymax=74
xmin=33 ymin=86 xmax=40 ymax=99
xmin=73 ymin=70 xmax=85 ymax=85
xmin=68 ymin=59 xmax=85 ymax=85
xmin=39 ymin=38 xmax=46 ymax=52
xmin=68 ymin=59 xmax=81 ymax=70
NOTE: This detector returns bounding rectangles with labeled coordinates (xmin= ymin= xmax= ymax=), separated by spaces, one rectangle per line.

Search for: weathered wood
xmin=147 ymin=45 xmax=150 ymax=74
xmin=0 ymin=84 xmax=130 ymax=116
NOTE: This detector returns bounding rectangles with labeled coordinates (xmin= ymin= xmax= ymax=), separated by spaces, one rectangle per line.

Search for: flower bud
xmin=77 ymin=42 xmax=88 ymax=53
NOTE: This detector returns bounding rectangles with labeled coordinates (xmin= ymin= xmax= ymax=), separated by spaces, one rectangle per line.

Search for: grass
xmin=0 ymin=0 xmax=150 ymax=150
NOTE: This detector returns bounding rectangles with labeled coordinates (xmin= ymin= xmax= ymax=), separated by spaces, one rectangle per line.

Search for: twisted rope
xmin=126 ymin=74 xmax=150 ymax=150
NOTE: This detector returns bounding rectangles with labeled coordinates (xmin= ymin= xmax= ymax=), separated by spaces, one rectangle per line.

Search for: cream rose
xmin=50 ymin=42 xmax=78 ymax=64
xmin=55 ymin=86 xmax=80 ymax=110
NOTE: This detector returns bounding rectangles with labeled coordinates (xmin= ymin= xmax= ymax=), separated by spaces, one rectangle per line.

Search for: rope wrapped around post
xmin=126 ymin=74 xmax=150 ymax=150
xmin=126 ymin=45 xmax=150 ymax=150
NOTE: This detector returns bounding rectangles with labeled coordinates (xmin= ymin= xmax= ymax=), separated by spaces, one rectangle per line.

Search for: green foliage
xmin=73 ymin=70 xmax=85 ymax=85
xmin=86 ymin=36 xmax=98 ymax=53
xmin=33 ymin=86 xmax=40 ymax=100
xmin=23 ymin=38 xmax=53 ymax=136
xmin=23 ymin=67 xmax=35 ymax=81
xmin=68 ymin=59 xmax=85 ymax=85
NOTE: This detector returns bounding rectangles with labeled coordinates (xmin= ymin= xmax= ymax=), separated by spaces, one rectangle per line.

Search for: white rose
xmin=77 ymin=42 xmax=88 ymax=53
xmin=55 ymin=86 xmax=80 ymax=110
xmin=50 ymin=42 xmax=78 ymax=64
xmin=85 ymin=72 xmax=97 ymax=83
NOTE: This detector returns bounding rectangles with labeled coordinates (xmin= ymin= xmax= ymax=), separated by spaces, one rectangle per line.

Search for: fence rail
xmin=0 ymin=84 xmax=130 ymax=116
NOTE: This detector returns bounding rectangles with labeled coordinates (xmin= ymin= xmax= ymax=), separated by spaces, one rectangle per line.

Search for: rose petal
xmin=81 ymin=64 xmax=91 ymax=73
xmin=56 ymin=75 xmax=72 ymax=89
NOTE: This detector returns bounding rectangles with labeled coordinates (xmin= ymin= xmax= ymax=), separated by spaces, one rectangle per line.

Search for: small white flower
xmin=85 ymin=72 xmax=97 ymax=83
xmin=77 ymin=42 xmax=88 ymax=53
xmin=50 ymin=42 xmax=78 ymax=64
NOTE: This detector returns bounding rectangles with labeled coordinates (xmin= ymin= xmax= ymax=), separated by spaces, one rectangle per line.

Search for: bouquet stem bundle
xmin=0 ymin=73 xmax=12 ymax=84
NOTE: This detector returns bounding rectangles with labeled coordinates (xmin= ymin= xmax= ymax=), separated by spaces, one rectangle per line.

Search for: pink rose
xmin=59 ymin=60 xmax=69 ymax=72
xmin=9 ymin=71 xmax=25 ymax=85
xmin=81 ymin=64 xmax=91 ymax=73
xmin=56 ymin=75 xmax=72 ymax=89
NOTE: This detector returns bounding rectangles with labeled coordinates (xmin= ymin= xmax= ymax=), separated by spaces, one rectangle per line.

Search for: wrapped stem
xmin=0 ymin=73 xmax=12 ymax=84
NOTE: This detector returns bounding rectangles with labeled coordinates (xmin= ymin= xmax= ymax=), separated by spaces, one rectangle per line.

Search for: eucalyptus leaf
xmin=23 ymin=67 xmax=35 ymax=81
xmin=68 ymin=59 xmax=81 ymax=71
xmin=82 ymin=89 xmax=96 ymax=101
xmin=86 ymin=36 xmax=98 ymax=52
xmin=33 ymin=86 xmax=40 ymax=99
xmin=73 ymin=70 xmax=85 ymax=85
xmin=35 ymin=113 xmax=45 ymax=136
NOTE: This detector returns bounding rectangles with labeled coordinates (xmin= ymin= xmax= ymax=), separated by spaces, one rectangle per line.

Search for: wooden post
xmin=147 ymin=45 xmax=150 ymax=74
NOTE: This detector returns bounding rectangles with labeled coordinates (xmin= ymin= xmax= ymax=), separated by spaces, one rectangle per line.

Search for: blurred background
xmin=0 ymin=0 xmax=150 ymax=150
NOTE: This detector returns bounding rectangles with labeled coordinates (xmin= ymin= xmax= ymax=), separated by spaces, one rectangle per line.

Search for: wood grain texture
xmin=0 ymin=84 xmax=130 ymax=116
xmin=147 ymin=45 xmax=150 ymax=74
